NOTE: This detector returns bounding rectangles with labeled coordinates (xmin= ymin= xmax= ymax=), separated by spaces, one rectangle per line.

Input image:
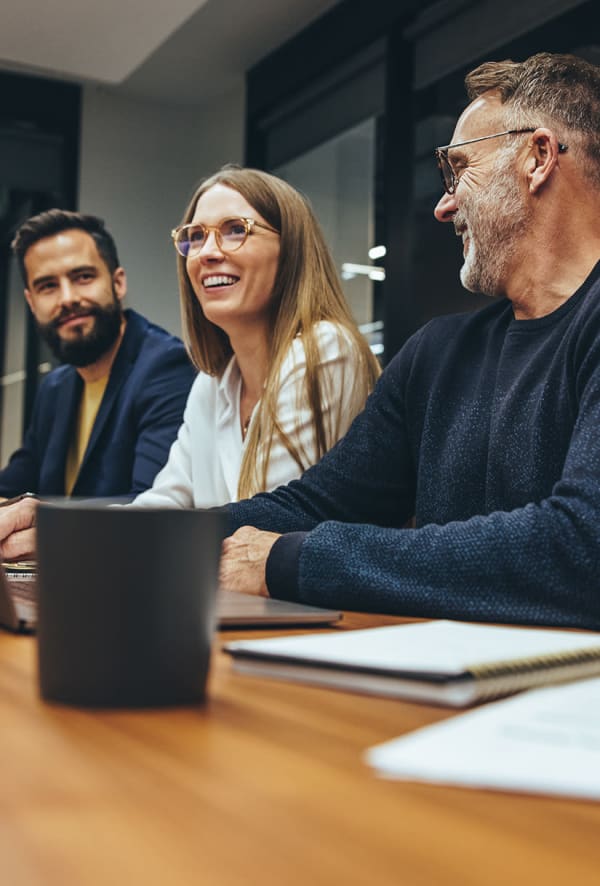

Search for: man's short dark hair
xmin=11 ymin=209 xmax=120 ymax=284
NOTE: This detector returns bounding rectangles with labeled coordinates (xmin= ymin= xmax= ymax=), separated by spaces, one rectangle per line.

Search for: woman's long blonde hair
xmin=177 ymin=165 xmax=380 ymax=499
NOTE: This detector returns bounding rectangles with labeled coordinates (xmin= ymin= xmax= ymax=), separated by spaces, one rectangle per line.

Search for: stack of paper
xmin=366 ymin=677 xmax=600 ymax=800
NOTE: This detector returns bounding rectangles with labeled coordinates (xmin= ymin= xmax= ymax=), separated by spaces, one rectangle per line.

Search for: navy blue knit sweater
xmin=228 ymin=261 xmax=600 ymax=629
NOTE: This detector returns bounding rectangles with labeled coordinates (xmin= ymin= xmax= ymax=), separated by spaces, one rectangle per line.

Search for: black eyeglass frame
xmin=434 ymin=128 xmax=568 ymax=195
xmin=171 ymin=216 xmax=279 ymax=257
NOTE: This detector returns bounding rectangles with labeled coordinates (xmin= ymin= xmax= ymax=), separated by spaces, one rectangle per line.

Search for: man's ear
xmin=23 ymin=288 xmax=34 ymax=312
xmin=527 ymin=128 xmax=563 ymax=194
xmin=113 ymin=267 xmax=127 ymax=303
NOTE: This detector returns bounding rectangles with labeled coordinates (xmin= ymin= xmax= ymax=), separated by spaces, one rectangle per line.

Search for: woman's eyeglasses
xmin=171 ymin=217 xmax=279 ymax=258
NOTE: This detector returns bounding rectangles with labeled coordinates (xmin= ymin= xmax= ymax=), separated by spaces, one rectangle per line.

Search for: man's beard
xmin=455 ymin=150 xmax=531 ymax=297
xmin=38 ymin=295 xmax=123 ymax=368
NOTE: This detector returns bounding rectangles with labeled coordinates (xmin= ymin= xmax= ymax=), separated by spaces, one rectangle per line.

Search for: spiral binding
xmin=468 ymin=647 xmax=600 ymax=702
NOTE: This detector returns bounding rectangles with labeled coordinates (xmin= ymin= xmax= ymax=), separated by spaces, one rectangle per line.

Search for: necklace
xmin=241 ymin=414 xmax=252 ymax=440
xmin=240 ymin=385 xmax=258 ymax=440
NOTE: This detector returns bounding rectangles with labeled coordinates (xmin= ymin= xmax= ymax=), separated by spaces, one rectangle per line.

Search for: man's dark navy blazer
xmin=0 ymin=309 xmax=196 ymax=498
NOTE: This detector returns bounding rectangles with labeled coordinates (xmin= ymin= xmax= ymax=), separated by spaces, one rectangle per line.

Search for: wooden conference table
xmin=1 ymin=611 xmax=599 ymax=886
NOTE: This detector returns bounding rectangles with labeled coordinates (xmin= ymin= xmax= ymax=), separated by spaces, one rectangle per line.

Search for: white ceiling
xmin=0 ymin=0 xmax=342 ymax=104
xmin=0 ymin=0 xmax=208 ymax=84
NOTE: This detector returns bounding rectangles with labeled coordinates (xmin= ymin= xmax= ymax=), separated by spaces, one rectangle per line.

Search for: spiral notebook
xmin=225 ymin=619 xmax=600 ymax=707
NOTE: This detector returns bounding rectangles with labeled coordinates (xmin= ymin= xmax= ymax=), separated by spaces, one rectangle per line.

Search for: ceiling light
xmin=341 ymin=262 xmax=386 ymax=282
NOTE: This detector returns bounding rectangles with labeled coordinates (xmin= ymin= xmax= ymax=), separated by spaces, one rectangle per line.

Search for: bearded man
xmin=215 ymin=51 xmax=600 ymax=630
xmin=0 ymin=210 xmax=195 ymax=500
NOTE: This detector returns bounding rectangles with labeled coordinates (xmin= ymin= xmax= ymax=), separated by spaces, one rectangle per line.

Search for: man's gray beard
xmin=458 ymin=153 xmax=531 ymax=298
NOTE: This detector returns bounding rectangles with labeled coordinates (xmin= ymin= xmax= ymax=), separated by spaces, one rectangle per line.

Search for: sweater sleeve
xmin=267 ymin=363 xmax=600 ymax=630
xmin=231 ymin=325 xmax=600 ymax=630
xmin=227 ymin=337 xmax=421 ymax=532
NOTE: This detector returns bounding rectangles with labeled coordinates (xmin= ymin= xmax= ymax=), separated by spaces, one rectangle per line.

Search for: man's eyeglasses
xmin=171 ymin=217 xmax=279 ymax=258
xmin=434 ymin=128 xmax=568 ymax=195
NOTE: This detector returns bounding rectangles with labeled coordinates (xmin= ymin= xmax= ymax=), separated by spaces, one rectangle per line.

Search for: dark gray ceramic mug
xmin=36 ymin=503 xmax=225 ymax=707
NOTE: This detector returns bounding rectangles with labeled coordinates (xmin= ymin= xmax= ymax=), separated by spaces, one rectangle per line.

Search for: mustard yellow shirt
xmin=64 ymin=375 xmax=109 ymax=495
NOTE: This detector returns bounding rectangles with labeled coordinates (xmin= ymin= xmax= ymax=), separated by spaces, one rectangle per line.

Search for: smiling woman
xmin=182 ymin=183 xmax=282 ymax=344
xmin=132 ymin=165 xmax=381 ymax=508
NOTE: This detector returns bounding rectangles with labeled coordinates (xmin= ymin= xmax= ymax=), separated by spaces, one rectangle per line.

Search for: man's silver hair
xmin=465 ymin=52 xmax=600 ymax=189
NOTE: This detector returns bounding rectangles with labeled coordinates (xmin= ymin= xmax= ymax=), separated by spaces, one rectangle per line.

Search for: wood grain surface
xmin=1 ymin=612 xmax=599 ymax=886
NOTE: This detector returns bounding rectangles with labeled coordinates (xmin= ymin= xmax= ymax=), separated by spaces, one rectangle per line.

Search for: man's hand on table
xmin=219 ymin=526 xmax=281 ymax=597
xmin=0 ymin=497 xmax=39 ymax=561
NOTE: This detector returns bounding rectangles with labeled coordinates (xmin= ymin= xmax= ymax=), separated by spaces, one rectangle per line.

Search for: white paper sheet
xmin=366 ymin=677 xmax=600 ymax=801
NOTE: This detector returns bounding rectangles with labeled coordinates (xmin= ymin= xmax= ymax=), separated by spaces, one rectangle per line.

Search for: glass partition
xmin=273 ymin=117 xmax=383 ymax=356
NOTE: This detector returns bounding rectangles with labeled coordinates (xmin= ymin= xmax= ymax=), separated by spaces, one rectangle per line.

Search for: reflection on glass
xmin=273 ymin=118 xmax=381 ymax=352
xmin=0 ymin=255 xmax=54 ymax=465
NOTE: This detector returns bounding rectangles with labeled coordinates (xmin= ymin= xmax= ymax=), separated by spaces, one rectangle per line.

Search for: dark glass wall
xmin=0 ymin=70 xmax=80 ymax=459
xmin=246 ymin=0 xmax=598 ymax=364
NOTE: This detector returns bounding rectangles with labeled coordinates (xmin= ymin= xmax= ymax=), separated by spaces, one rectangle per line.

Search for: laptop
xmin=0 ymin=562 xmax=37 ymax=632
xmin=0 ymin=562 xmax=342 ymax=633
xmin=217 ymin=590 xmax=342 ymax=628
